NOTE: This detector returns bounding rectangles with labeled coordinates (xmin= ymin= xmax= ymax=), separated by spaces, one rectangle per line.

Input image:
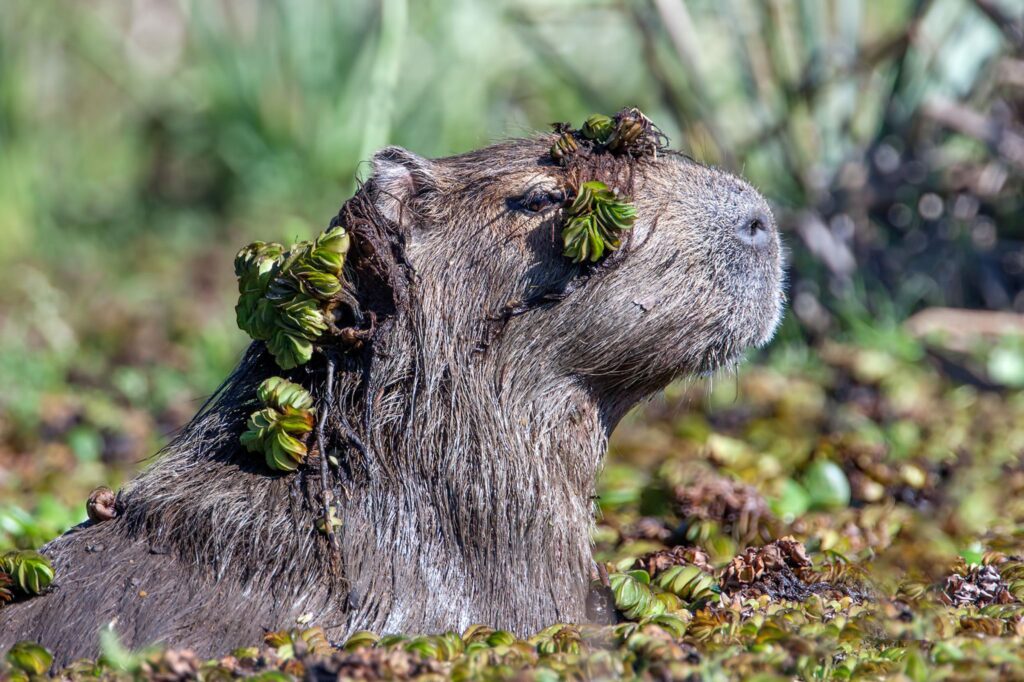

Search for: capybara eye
xmin=518 ymin=188 xmax=567 ymax=214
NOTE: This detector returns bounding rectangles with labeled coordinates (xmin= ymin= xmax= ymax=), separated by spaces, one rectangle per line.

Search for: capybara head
xmin=369 ymin=134 xmax=784 ymax=407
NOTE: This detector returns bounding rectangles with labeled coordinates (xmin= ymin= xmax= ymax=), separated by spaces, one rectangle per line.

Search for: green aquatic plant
xmin=609 ymin=569 xmax=666 ymax=620
xmin=548 ymin=110 xmax=659 ymax=261
xmin=264 ymin=627 xmax=331 ymax=660
xmin=577 ymin=108 xmax=661 ymax=154
xmin=0 ymin=572 xmax=12 ymax=605
xmin=343 ymin=631 xmax=380 ymax=651
xmin=235 ymin=241 xmax=286 ymax=339
xmin=562 ymin=181 xmax=637 ymax=263
xmin=605 ymin=108 xmax=650 ymax=152
xmin=404 ymin=633 xmax=465 ymax=661
xmin=550 ymin=108 xmax=664 ymax=168
xmin=581 ymin=114 xmax=614 ymax=143
xmin=549 ymin=132 xmax=578 ymax=165
xmin=0 ymin=551 xmax=54 ymax=596
xmin=802 ymin=459 xmax=851 ymax=510
xmin=234 ymin=227 xmax=350 ymax=370
xmin=653 ymin=564 xmax=718 ymax=605
xmin=641 ymin=613 xmax=690 ymax=639
xmin=5 ymin=641 xmax=53 ymax=676
xmin=240 ymin=377 xmax=316 ymax=472
xmin=529 ymin=624 xmax=582 ymax=655
xmin=484 ymin=630 xmax=517 ymax=647
xmin=14 ymin=337 xmax=1024 ymax=680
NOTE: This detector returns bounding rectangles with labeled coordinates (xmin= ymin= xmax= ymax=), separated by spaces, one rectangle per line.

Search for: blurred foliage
xmin=3 ymin=0 xmax=1024 ymax=677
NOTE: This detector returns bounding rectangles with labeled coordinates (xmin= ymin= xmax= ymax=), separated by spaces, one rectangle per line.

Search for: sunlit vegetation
xmin=2 ymin=0 xmax=1023 ymax=678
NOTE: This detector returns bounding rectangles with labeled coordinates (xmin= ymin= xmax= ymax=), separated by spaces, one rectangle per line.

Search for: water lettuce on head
xmin=234 ymin=227 xmax=350 ymax=371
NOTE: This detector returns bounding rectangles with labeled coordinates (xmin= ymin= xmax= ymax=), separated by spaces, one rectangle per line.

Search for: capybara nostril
xmin=735 ymin=209 xmax=773 ymax=249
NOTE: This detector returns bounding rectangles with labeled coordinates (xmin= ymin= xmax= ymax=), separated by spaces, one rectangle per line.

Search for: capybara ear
xmin=371 ymin=146 xmax=436 ymax=227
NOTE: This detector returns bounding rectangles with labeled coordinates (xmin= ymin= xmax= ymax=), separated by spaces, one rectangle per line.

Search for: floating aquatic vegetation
xmin=342 ymin=631 xmax=380 ymax=652
xmin=673 ymin=474 xmax=778 ymax=545
xmin=941 ymin=561 xmax=1013 ymax=607
xmin=837 ymin=443 xmax=940 ymax=508
xmin=240 ymin=377 xmax=315 ymax=472
xmin=654 ymin=565 xmax=718 ymax=605
xmin=5 ymin=641 xmax=53 ymax=676
xmin=553 ymin=108 xmax=665 ymax=165
xmin=403 ymin=633 xmax=464 ymax=662
xmin=609 ymin=569 xmax=667 ymax=620
xmin=581 ymin=114 xmax=614 ymax=143
xmin=634 ymin=545 xmax=712 ymax=576
xmin=529 ymin=624 xmax=582 ymax=655
xmin=546 ymin=108 xmax=664 ymax=265
xmin=604 ymin=108 xmax=652 ymax=153
xmin=801 ymin=459 xmax=851 ymax=510
xmin=621 ymin=516 xmax=673 ymax=544
xmin=318 ymin=648 xmax=445 ymax=681
xmin=234 ymin=226 xmax=350 ymax=370
xmin=481 ymin=630 xmax=517 ymax=648
xmin=719 ymin=537 xmax=840 ymax=602
xmin=264 ymin=627 xmax=332 ymax=661
xmin=138 ymin=649 xmax=200 ymax=680
xmin=14 ymin=323 xmax=1024 ymax=679
xmin=0 ymin=572 xmax=12 ymax=605
xmin=233 ymin=222 xmax=352 ymax=561
xmin=561 ymin=181 xmax=637 ymax=263
xmin=548 ymin=132 xmax=578 ymax=164
xmin=0 ymin=550 xmax=54 ymax=596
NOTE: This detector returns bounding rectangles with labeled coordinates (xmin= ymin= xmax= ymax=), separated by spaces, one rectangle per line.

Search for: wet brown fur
xmin=0 ymin=133 xmax=784 ymax=665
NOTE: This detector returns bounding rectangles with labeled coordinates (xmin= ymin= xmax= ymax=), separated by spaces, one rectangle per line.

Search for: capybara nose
xmin=734 ymin=209 xmax=773 ymax=250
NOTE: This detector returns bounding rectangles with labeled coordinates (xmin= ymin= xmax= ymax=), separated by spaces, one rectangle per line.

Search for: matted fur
xmin=0 ymin=134 xmax=784 ymax=664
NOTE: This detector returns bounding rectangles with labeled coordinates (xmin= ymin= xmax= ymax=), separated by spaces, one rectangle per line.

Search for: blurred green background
xmin=1 ymin=0 xmax=1022 ymax=548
